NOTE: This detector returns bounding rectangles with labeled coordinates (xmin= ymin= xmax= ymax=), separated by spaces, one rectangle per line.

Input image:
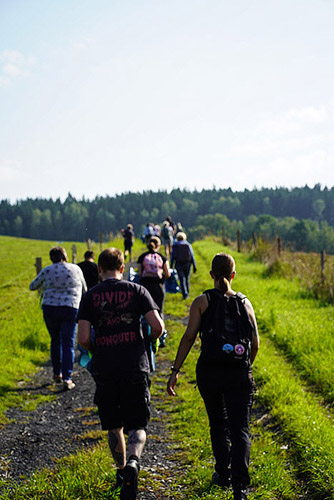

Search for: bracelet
xmin=171 ymin=366 xmax=180 ymax=374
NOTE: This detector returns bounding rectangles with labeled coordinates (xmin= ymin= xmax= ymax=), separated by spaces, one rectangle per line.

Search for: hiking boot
xmin=120 ymin=459 xmax=139 ymax=500
xmin=233 ymin=485 xmax=248 ymax=500
xmin=212 ymin=471 xmax=231 ymax=489
xmin=53 ymin=374 xmax=62 ymax=383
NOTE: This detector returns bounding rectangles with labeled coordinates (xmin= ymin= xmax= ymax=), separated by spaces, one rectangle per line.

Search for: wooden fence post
xmin=237 ymin=230 xmax=241 ymax=253
xmin=86 ymin=238 xmax=91 ymax=250
xmin=222 ymin=227 xmax=225 ymax=245
xmin=72 ymin=244 xmax=77 ymax=264
xmin=321 ymin=250 xmax=326 ymax=279
xmin=277 ymin=237 xmax=282 ymax=257
xmin=252 ymin=232 xmax=257 ymax=248
xmin=35 ymin=257 xmax=42 ymax=275
xmin=99 ymin=232 xmax=103 ymax=251
xmin=110 ymin=232 xmax=113 ymax=242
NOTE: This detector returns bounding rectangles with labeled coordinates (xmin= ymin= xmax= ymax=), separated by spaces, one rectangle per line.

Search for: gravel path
xmin=0 ymin=354 xmax=182 ymax=499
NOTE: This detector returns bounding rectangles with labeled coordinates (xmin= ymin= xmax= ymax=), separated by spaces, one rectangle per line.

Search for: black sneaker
xmin=212 ymin=471 xmax=231 ymax=489
xmin=115 ymin=469 xmax=124 ymax=488
xmin=233 ymin=485 xmax=248 ymax=500
xmin=120 ymin=459 xmax=139 ymax=500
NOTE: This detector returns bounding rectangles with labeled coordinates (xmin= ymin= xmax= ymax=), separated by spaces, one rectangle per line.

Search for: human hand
xmin=167 ymin=372 xmax=179 ymax=396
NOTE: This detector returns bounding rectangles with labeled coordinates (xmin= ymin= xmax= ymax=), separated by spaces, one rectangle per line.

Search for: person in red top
xmin=78 ymin=248 xmax=164 ymax=500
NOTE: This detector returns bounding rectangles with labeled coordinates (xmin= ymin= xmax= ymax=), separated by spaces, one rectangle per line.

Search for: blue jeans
xmin=42 ymin=305 xmax=78 ymax=381
xmin=175 ymin=262 xmax=191 ymax=298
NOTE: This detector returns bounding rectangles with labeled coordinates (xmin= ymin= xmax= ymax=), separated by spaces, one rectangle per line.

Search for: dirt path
xmin=0 ymin=353 xmax=182 ymax=499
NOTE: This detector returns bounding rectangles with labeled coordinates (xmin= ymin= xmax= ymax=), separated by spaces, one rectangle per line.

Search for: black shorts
xmin=94 ymin=371 xmax=150 ymax=433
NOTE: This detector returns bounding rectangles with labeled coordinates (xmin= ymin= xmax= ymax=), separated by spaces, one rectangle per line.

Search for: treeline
xmin=1 ymin=184 xmax=334 ymax=252
xmin=190 ymin=213 xmax=334 ymax=254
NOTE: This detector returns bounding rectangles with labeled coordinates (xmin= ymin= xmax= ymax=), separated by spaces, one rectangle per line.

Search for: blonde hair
xmin=176 ymin=232 xmax=186 ymax=241
xmin=211 ymin=253 xmax=235 ymax=293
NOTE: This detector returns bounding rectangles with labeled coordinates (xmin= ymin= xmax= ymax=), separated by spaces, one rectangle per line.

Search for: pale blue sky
xmin=1 ymin=0 xmax=334 ymax=201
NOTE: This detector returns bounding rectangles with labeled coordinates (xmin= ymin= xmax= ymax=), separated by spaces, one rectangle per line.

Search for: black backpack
xmin=199 ymin=289 xmax=253 ymax=366
xmin=175 ymin=243 xmax=192 ymax=263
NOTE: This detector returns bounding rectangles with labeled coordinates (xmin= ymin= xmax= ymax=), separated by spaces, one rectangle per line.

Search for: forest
xmin=1 ymin=184 xmax=334 ymax=253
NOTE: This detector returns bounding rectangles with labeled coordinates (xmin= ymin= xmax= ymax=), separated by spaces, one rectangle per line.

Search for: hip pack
xmin=200 ymin=289 xmax=253 ymax=366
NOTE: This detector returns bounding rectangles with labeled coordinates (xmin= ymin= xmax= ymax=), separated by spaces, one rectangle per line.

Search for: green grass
xmin=1 ymin=236 xmax=334 ymax=499
xmin=0 ymin=235 xmax=128 ymax=422
xmin=190 ymin=239 xmax=334 ymax=498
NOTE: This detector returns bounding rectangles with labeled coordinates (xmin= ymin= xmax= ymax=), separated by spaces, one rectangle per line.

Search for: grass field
xmin=1 ymin=235 xmax=334 ymax=499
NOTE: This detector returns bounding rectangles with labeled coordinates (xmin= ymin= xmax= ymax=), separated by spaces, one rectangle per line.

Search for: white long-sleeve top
xmin=29 ymin=262 xmax=87 ymax=309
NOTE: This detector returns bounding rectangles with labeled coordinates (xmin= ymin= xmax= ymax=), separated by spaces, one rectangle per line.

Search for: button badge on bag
xmin=222 ymin=343 xmax=234 ymax=354
xmin=234 ymin=344 xmax=245 ymax=355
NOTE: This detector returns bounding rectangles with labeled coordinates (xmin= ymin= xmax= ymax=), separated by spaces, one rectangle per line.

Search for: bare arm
xmin=144 ymin=309 xmax=164 ymax=339
xmin=78 ymin=320 xmax=92 ymax=351
xmin=244 ymin=298 xmax=260 ymax=364
xmin=167 ymin=294 xmax=208 ymax=396
xmin=163 ymin=260 xmax=171 ymax=279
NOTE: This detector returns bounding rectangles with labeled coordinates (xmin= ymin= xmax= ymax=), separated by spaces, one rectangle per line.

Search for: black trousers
xmin=196 ymin=355 xmax=255 ymax=487
xmin=140 ymin=278 xmax=165 ymax=317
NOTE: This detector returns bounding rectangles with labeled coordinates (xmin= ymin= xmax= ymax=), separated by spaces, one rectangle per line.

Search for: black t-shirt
xmin=123 ymin=229 xmax=134 ymax=242
xmin=77 ymin=278 xmax=158 ymax=378
xmin=77 ymin=261 xmax=99 ymax=290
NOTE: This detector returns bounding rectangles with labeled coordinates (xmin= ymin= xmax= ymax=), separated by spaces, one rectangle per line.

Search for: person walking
xmin=78 ymin=247 xmax=164 ymax=500
xmin=122 ymin=224 xmax=134 ymax=262
xmin=170 ymin=232 xmax=196 ymax=299
xmin=167 ymin=253 xmax=259 ymax=500
xmin=161 ymin=221 xmax=174 ymax=259
xmin=137 ymin=236 xmax=171 ymax=318
xmin=77 ymin=250 xmax=99 ymax=289
xmin=137 ymin=236 xmax=171 ymax=348
xmin=29 ymin=246 xmax=87 ymax=390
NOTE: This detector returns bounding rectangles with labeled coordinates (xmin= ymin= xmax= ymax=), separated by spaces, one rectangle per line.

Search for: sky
xmin=1 ymin=0 xmax=334 ymax=202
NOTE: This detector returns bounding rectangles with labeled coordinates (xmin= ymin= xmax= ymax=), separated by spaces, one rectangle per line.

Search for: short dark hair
xmin=50 ymin=246 xmax=67 ymax=263
xmin=98 ymin=247 xmax=124 ymax=271
xmin=84 ymin=251 xmax=95 ymax=260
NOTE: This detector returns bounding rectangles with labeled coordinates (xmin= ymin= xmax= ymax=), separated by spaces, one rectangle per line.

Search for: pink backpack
xmin=142 ymin=253 xmax=164 ymax=279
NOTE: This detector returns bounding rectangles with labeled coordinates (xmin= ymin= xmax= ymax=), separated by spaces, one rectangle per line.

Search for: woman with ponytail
xmin=167 ymin=253 xmax=259 ymax=500
xmin=137 ymin=236 xmax=171 ymax=320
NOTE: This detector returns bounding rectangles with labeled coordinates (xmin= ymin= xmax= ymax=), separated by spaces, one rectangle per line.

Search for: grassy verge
xmin=1 ymin=236 xmax=334 ymax=499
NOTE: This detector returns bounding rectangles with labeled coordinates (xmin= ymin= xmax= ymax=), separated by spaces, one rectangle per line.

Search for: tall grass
xmin=193 ymin=239 xmax=334 ymax=498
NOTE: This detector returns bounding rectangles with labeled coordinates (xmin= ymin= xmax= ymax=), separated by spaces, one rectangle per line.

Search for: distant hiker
xmin=161 ymin=221 xmax=174 ymax=259
xmin=77 ymin=251 xmax=99 ymax=289
xmin=137 ymin=236 xmax=171 ymax=347
xmin=122 ymin=224 xmax=134 ymax=262
xmin=77 ymin=251 xmax=99 ymax=372
xmin=167 ymin=253 xmax=259 ymax=500
xmin=170 ymin=232 xmax=196 ymax=299
xmin=175 ymin=222 xmax=184 ymax=236
xmin=166 ymin=215 xmax=176 ymax=235
xmin=142 ymin=223 xmax=154 ymax=244
xmin=77 ymin=248 xmax=164 ymax=500
xmin=153 ymin=223 xmax=161 ymax=238
xmin=29 ymin=246 xmax=87 ymax=390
